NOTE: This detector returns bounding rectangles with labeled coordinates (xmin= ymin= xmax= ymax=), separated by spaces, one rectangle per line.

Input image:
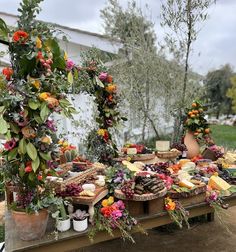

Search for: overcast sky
xmin=0 ymin=0 xmax=235 ymax=75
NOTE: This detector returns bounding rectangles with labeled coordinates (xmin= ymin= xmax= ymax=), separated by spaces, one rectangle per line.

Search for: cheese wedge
xmin=208 ymin=175 xmax=231 ymax=191
xmin=179 ymin=179 xmax=195 ymax=189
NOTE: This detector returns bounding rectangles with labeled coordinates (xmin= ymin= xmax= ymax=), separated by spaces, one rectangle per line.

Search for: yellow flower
xmin=62 ymin=141 xmax=69 ymax=148
xmin=30 ymin=79 xmax=41 ymax=89
xmin=41 ymin=136 xmax=52 ymax=144
xmin=105 ymin=84 xmax=117 ymax=93
xmin=102 ymin=199 xmax=108 ymax=207
xmin=97 ymin=129 xmax=106 ymax=137
xmin=64 ymin=51 xmax=68 ymax=61
xmin=107 ymin=196 xmax=114 ymax=205
xmin=36 ymin=37 xmax=42 ymax=49
xmin=39 ymin=92 xmax=50 ymax=100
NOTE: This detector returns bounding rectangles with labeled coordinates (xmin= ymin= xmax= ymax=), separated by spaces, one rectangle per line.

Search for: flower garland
xmin=67 ymin=55 xmax=125 ymax=164
xmin=0 ymin=0 xmax=75 ymax=212
xmin=88 ymin=196 xmax=140 ymax=243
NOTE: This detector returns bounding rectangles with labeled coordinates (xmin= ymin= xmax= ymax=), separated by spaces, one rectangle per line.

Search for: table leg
xmin=88 ymin=204 xmax=94 ymax=223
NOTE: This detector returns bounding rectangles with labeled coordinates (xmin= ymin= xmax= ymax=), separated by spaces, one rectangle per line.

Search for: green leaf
xmin=40 ymin=103 xmax=50 ymax=121
xmin=34 ymin=114 xmax=43 ymax=124
xmin=0 ymin=116 xmax=9 ymax=134
xmin=32 ymin=156 xmax=40 ymax=172
xmin=26 ymin=142 xmax=37 ymax=161
xmin=0 ymin=106 xmax=5 ymax=114
xmin=28 ymin=172 xmax=35 ymax=181
xmin=59 ymin=99 xmax=72 ymax=107
xmin=0 ymin=18 xmax=9 ymax=38
xmin=95 ymin=76 xmax=104 ymax=88
xmin=39 ymin=152 xmax=51 ymax=161
xmin=28 ymin=99 xmax=40 ymax=110
xmin=67 ymin=71 xmax=74 ymax=84
xmin=19 ymin=138 xmax=27 ymax=155
xmin=10 ymin=123 xmax=20 ymax=134
xmin=8 ymin=148 xmax=18 ymax=161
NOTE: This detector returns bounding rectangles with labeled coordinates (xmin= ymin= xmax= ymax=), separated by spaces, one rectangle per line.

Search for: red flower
xmin=37 ymin=175 xmax=43 ymax=180
xmin=37 ymin=51 xmax=43 ymax=60
xmin=3 ymin=139 xmax=17 ymax=151
xmin=25 ymin=165 xmax=33 ymax=173
xmin=12 ymin=30 xmax=29 ymax=43
xmin=107 ymin=95 xmax=113 ymax=102
xmin=2 ymin=67 xmax=13 ymax=81
xmin=103 ymin=130 xmax=109 ymax=142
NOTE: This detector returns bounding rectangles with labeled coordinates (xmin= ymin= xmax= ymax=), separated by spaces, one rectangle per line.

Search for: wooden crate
xmin=122 ymin=200 xmax=146 ymax=217
xmin=148 ymin=197 xmax=165 ymax=215
xmin=179 ymin=193 xmax=206 ymax=207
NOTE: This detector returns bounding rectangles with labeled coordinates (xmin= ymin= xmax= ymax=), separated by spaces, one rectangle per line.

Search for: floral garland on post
xmin=67 ymin=55 xmax=125 ymax=164
xmin=0 ymin=0 xmax=75 ymax=212
xmin=164 ymin=197 xmax=190 ymax=229
xmin=184 ymin=100 xmax=212 ymax=145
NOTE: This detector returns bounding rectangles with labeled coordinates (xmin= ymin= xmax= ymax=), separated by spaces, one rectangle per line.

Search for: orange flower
xmin=107 ymin=75 xmax=113 ymax=83
xmin=2 ymin=67 xmax=13 ymax=81
xmin=12 ymin=30 xmax=29 ymax=43
xmin=165 ymin=197 xmax=176 ymax=211
xmin=22 ymin=126 xmax=36 ymax=139
xmin=46 ymin=97 xmax=59 ymax=108
xmin=39 ymin=92 xmax=51 ymax=100
xmin=105 ymin=84 xmax=117 ymax=93
xmin=108 ymin=95 xmax=113 ymax=102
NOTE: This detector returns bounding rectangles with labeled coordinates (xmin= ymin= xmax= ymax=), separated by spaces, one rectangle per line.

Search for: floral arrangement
xmin=206 ymin=187 xmax=229 ymax=209
xmin=184 ymin=100 xmax=211 ymax=144
xmin=0 ymin=0 xmax=75 ymax=212
xmin=164 ymin=197 xmax=190 ymax=228
xmin=65 ymin=50 xmax=125 ymax=164
xmin=88 ymin=196 xmax=139 ymax=243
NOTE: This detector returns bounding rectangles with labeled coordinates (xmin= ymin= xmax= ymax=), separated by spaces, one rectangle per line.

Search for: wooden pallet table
xmin=5 ymin=193 xmax=236 ymax=252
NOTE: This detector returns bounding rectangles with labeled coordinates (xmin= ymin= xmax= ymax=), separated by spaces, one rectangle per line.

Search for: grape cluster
xmin=16 ymin=191 xmax=34 ymax=208
xmin=143 ymin=163 xmax=170 ymax=175
xmin=219 ymin=170 xmax=236 ymax=185
xmin=171 ymin=143 xmax=187 ymax=152
xmin=57 ymin=183 xmax=83 ymax=197
xmin=121 ymin=180 xmax=135 ymax=199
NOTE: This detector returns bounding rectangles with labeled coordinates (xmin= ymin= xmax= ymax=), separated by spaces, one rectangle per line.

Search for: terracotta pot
xmin=184 ymin=131 xmax=200 ymax=159
xmin=11 ymin=209 xmax=49 ymax=241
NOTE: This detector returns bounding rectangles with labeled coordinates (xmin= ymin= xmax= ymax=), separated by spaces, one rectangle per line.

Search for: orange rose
xmin=12 ymin=30 xmax=29 ymax=43
xmin=2 ymin=67 xmax=13 ymax=81
xmin=22 ymin=126 xmax=36 ymax=139
xmin=39 ymin=92 xmax=51 ymax=100
xmin=107 ymin=95 xmax=113 ymax=102
xmin=46 ymin=97 xmax=59 ymax=108
xmin=105 ymin=84 xmax=117 ymax=93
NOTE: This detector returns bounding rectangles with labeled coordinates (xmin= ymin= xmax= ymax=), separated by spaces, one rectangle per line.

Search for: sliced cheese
xmin=208 ymin=175 xmax=231 ymax=191
xmin=179 ymin=179 xmax=195 ymax=189
xmin=122 ymin=160 xmax=141 ymax=172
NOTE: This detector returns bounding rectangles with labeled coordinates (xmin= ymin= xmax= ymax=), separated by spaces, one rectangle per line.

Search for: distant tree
xmin=205 ymin=64 xmax=234 ymax=118
xmin=161 ymin=0 xmax=215 ymax=142
xmin=226 ymin=75 xmax=236 ymax=113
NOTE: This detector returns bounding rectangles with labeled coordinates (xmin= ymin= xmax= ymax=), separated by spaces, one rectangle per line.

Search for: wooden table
xmin=5 ymin=193 xmax=236 ymax=252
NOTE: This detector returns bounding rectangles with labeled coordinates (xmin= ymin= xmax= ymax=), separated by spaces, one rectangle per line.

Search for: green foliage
xmin=205 ymin=64 xmax=234 ymax=118
xmin=226 ymin=75 xmax=236 ymax=113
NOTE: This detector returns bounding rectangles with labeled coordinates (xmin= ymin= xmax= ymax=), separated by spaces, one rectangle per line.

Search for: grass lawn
xmin=210 ymin=124 xmax=236 ymax=150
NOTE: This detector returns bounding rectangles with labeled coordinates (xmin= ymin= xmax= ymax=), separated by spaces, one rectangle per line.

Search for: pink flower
xmin=66 ymin=59 xmax=75 ymax=71
xmin=98 ymin=72 xmax=108 ymax=81
xmin=111 ymin=209 xmax=122 ymax=220
xmin=115 ymin=200 xmax=125 ymax=210
xmin=4 ymin=138 xmax=17 ymax=150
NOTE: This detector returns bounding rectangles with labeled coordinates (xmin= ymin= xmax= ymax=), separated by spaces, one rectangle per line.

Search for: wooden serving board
xmin=114 ymin=153 xmax=156 ymax=162
xmin=114 ymin=187 xmax=167 ymax=201
xmin=72 ymin=186 xmax=108 ymax=204
xmin=167 ymin=184 xmax=207 ymax=199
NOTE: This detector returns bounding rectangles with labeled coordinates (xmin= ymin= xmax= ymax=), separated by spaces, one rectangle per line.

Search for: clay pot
xmin=11 ymin=209 xmax=49 ymax=241
xmin=184 ymin=131 xmax=200 ymax=159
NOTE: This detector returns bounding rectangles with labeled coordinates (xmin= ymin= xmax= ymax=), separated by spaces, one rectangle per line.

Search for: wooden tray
xmin=156 ymin=151 xmax=180 ymax=159
xmin=114 ymin=187 xmax=167 ymax=201
xmin=167 ymin=184 xmax=207 ymax=199
xmin=114 ymin=153 xmax=156 ymax=162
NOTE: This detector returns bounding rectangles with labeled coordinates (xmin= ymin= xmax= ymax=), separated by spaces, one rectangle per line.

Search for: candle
xmin=156 ymin=141 xmax=170 ymax=152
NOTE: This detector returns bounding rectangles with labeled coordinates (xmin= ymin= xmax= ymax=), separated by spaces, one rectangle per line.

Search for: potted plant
xmin=72 ymin=209 xmax=89 ymax=232
xmin=52 ymin=200 xmax=71 ymax=232
xmin=0 ymin=0 xmax=75 ymax=240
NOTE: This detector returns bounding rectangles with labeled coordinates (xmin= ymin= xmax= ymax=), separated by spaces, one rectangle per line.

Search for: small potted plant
xmin=72 ymin=209 xmax=89 ymax=232
xmin=52 ymin=200 xmax=71 ymax=232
